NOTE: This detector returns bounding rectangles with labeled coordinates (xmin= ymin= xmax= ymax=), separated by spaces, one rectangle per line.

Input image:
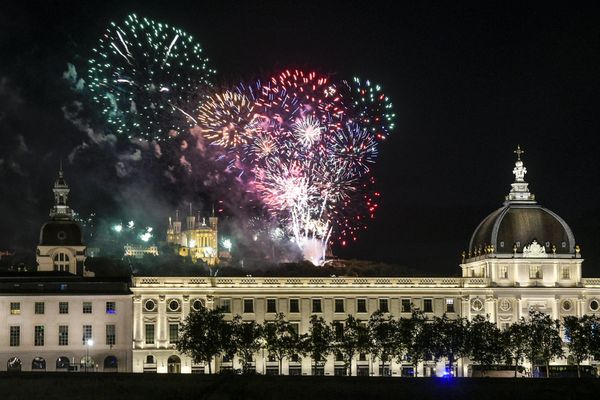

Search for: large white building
xmin=130 ymin=148 xmax=600 ymax=376
xmin=0 ymin=168 xmax=132 ymax=372
xmin=2 ymin=148 xmax=600 ymax=375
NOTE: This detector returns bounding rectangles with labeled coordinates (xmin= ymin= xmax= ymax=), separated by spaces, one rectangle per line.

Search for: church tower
xmin=36 ymin=165 xmax=91 ymax=276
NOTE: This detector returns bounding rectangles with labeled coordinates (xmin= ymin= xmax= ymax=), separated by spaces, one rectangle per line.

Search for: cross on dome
xmin=514 ymin=144 xmax=524 ymax=161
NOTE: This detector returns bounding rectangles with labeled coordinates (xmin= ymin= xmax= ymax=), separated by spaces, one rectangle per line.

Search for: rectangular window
xmin=335 ymin=299 xmax=345 ymax=313
xmin=220 ymin=298 xmax=231 ymax=313
xmin=423 ymin=298 xmax=433 ymax=313
xmin=529 ymin=265 xmax=542 ymax=279
xmin=59 ymin=302 xmax=69 ymax=314
xmin=312 ymin=299 xmax=322 ymax=313
xmin=266 ymin=298 xmax=277 ymax=313
xmin=34 ymin=325 xmax=44 ymax=346
xmin=446 ymin=298 xmax=455 ymax=313
xmin=334 ymin=321 xmax=344 ymax=340
xmin=10 ymin=302 xmax=20 ymax=315
xmin=9 ymin=326 xmax=20 ymax=347
xmin=499 ymin=265 xmax=508 ymax=279
xmin=290 ymin=322 xmax=299 ymax=337
xmin=379 ymin=298 xmax=389 ymax=313
xmin=145 ymin=324 xmax=155 ymax=345
xmin=82 ymin=325 xmax=92 ymax=344
xmin=106 ymin=302 xmax=116 ymax=314
xmin=243 ymin=299 xmax=254 ymax=313
xmin=34 ymin=302 xmax=45 ymax=315
xmin=561 ymin=266 xmax=570 ymax=280
xmin=169 ymin=324 xmax=179 ymax=344
xmin=106 ymin=325 xmax=116 ymax=345
xmin=401 ymin=299 xmax=411 ymax=313
xmin=289 ymin=299 xmax=300 ymax=313
xmin=59 ymin=325 xmax=68 ymax=346
xmin=356 ymin=298 xmax=367 ymax=313
xmin=83 ymin=302 xmax=92 ymax=314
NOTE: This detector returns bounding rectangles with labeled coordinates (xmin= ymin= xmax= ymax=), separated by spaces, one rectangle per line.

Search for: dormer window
xmin=53 ymin=252 xmax=70 ymax=273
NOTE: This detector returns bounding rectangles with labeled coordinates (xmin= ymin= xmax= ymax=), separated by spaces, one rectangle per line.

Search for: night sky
xmin=2 ymin=1 xmax=600 ymax=276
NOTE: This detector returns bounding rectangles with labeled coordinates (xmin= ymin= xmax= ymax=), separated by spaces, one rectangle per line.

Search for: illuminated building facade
xmin=124 ymin=245 xmax=159 ymax=259
xmin=2 ymin=149 xmax=600 ymax=376
xmin=166 ymin=205 xmax=218 ymax=266
xmin=130 ymin=148 xmax=600 ymax=376
xmin=0 ymin=168 xmax=132 ymax=372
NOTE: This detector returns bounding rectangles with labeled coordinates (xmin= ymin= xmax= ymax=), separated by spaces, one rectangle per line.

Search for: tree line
xmin=176 ymin=307 xmax=600 ymax=378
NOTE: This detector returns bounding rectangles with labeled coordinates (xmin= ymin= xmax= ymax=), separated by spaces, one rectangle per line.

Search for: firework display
xmin=88 ymin=14 xmax=215 ymax=140
xmin=197 ymin=90 xmax=257 ymax=148
xmin=221 ymin=70 xmax=390 ymax=265
xmin=87 ymin=16 xmax=394 ymax=265
xmin=337 ymin=77 xmax=396 ymax=141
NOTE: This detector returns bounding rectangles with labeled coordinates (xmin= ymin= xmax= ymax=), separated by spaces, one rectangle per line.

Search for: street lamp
xmin=85 ymin=338 xmax=93 ymax=372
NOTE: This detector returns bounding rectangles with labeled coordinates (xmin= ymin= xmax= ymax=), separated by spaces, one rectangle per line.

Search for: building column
xmin=133 ymin=296 xmax=143 ymax=347
xmin=158 ymin=295 xmax=166 ymax=346
xmin=485 ymin=296 xmax=496 ymax=323
xmin=461 ymin=296 xmax=470 ymax=320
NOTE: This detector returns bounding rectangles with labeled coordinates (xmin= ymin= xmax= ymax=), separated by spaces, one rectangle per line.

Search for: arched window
xmin=53 ymin=252 xmax=70 ymax=272
xmin=56 ymin=357 xmax=70 ymax=369
xmin=32 ymin=357 xmax=46 ymax=370
xmin=7 ymin=357 xmax=21 ymax=372
xmin=104 ymin=356 xmax=118 ymax=370
xmin=145 ymin=355 xmax=155 ymax=364
xmin=167 ymin=355 xmax=181 ymax=374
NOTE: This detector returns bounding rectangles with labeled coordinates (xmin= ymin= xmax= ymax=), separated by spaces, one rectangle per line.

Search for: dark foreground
xmin=0 ymin=373 xmax=598 ymax=400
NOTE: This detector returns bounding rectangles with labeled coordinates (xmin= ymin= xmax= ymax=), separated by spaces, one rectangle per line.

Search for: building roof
xmin=39 ymin=220 xmax=84 ymax=246
xmin=469 ymin=203 xmax=575 ymax=254
xmin=0 ymin=274 xmax=131 ymax=295
xmin=468 ymin=146 xmax=576 ymax=256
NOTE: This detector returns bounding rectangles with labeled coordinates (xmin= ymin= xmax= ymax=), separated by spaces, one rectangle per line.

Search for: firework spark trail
xmin=88 ymin=14 xmax=215 ymax=140
xmin=337 ymin=77 xmax=396 ymax=141
xmin=197 ymin=90 xmax=257 ymax=148
xmin=193 ymin=70 xmax=393 ymax=265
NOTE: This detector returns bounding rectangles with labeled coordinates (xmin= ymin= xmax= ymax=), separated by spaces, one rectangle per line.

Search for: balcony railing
xmin=133 ymin=276 xmax=491 ymax=288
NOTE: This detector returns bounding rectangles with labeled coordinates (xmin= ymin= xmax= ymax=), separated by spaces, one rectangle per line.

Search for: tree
xmin=177 ymin=306 xmax=229 ymax=374
xmin=466 ymin=315 xmax=501 ymax=375
xmin=430 ymin=315 xmax=469 ymax=377
xmin=563 ymin=315 xmax=595 ymax=378
xmin=230 ymin=316 xmax=264 ymax=374
xmin=503 ymin=319 xmax=529 ymax=377
xmin=589 ymin=316 xmax=600 ymax=362
xmin=524 ymin=310 xmax=564 ymax=377
xmin=396 ymin=310 xmax=429 ymax=377
xmin=334 ymin=315 xmax=370 ymax=376
xmin=368 ymin=311 xmax=398 ymax=375
xmin=264 ymin=313 xmax=299 ymax=375
xmin=303 ymin=315 xmax=334 ymax=375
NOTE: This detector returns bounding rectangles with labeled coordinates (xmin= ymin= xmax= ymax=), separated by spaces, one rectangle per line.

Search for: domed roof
xmin=39 ymin=166 xmax=84 ymax=246
xmin=39 ymin=220 xmax=84 ymax=246
xmin=469 ymin=203 xmax=575 ymax=255
xmin=468 ymin=146 xmax=576 ymax=255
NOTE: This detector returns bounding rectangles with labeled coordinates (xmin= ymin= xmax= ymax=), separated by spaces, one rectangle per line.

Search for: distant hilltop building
xmin=166 ymin=204 xmax=218 ymax=266
xmin=124 ymin=245 xmax=159 ymax=259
